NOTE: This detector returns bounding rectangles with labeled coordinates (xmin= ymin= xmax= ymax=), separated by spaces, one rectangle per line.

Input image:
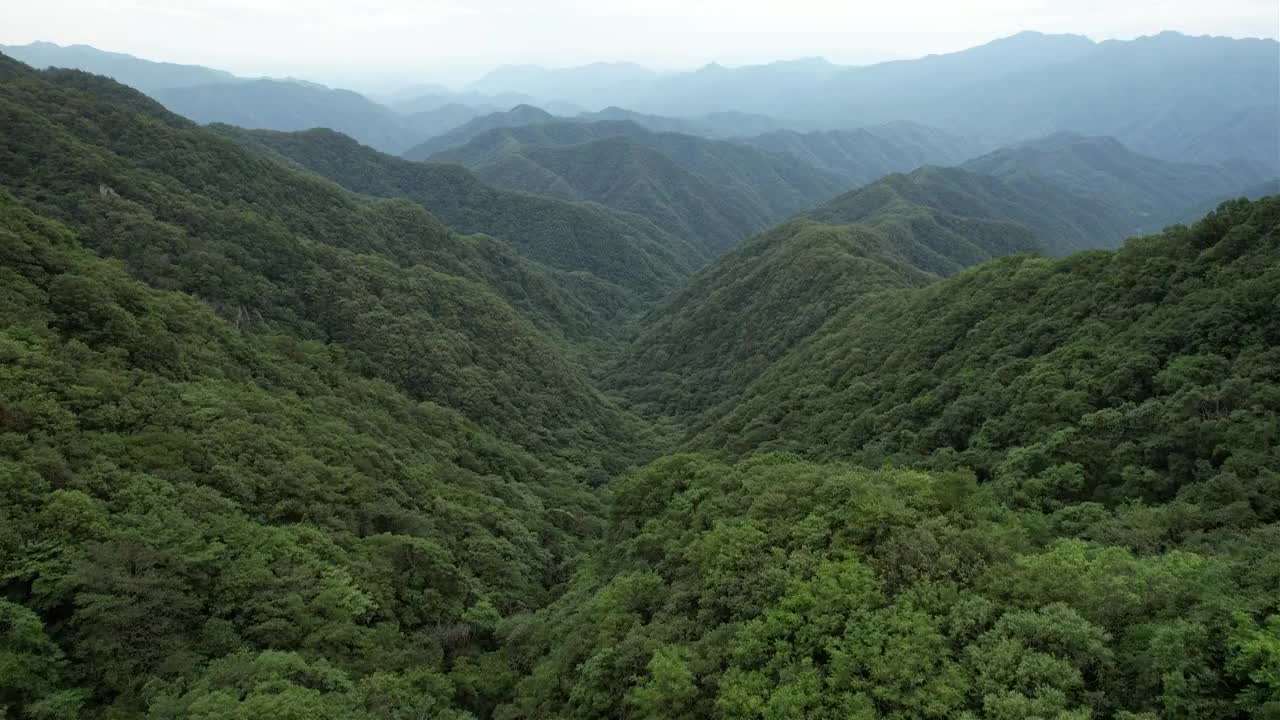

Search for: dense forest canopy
xmin=1 ymin=34 xmax=1279 ymax=720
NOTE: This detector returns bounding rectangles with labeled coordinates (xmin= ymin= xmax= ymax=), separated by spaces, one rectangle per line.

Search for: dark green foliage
xmin=429 ymin=119 xmax=849 ymax=254
xmin=697 ymin=197 xmax=1280 ymax=516
xmin=230 ymin=127 xmax=700 ymax=301
xmin=464 ymin=136 xmax=815 ymax=255
xmin=0 ymin=189 xmax=605 ymax=717
xmin=0 ymin=56 xmax=674 ymax=718
xmin=433 ymin=119 xmax=848 ymax=225
xmin=2 ymin=43 xmax=1279 ymax=720
xmin=611 ymin=165 xmax=1125 ymax=422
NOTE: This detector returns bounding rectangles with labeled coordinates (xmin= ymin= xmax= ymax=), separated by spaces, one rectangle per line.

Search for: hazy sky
xmin=4 ymin=0 xmax=1278 ymax=88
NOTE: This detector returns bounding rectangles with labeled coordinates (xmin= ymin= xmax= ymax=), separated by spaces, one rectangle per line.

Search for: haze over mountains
xmin=2 ymin=14 xmax=1280 ymax=718
xmin=6 ymin=30 xmax=1277 ymax=174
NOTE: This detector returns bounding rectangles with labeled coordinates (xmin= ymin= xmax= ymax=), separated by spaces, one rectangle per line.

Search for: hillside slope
xmin=401 ymin=104 xmax=558 ymax=160
xmin=230 ymin=127 xmax=704 ymax=300
xmin=430 ymin=119 xmax=850 ymax=253
xmin=741 ymin=121 xmax=985 ymax=186
xmin=0 ymin=51 xmax=681 ymax=718
xmin=0 ymin=57 xmax=652 ymax=461
xmin=963 ymin=133 xmax=1273 ymax=237
xmin=3 ymin=45 xmax=1278 ymax=720
xmin=610 ymin=166 xmax=1069 ymax=420
xmin=492 ymin=196 xmax=1280 ymax=720
xmin=697 ymin=198 xmax=1280 ymax=498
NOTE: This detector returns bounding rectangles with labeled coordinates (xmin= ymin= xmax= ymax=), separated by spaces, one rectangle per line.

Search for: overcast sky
xmin=4 ymin=0 xmax=1278 ymax=88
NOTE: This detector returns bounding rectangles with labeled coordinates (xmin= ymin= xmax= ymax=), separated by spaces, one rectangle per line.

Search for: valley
xmin=1 ymin=24 xmax=1278 ymax=719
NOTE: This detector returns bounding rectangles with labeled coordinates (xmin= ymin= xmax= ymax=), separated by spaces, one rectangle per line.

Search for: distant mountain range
xmin=464 ymin=32 xmax=1280 ymax=171
xmin=0 ymin=41 xmax=238 ymax=92
xmin=406 ymin=104 xmax=1267 ymax=259
xmin=12 ymin=32 xmax=1280 ymax=170
xmin=0 ymin=42 xmax=529 ymax=154
xmin=6 ymin=32 xmax=1276 ymax=174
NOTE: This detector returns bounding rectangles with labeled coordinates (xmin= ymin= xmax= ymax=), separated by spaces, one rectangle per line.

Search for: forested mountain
xmin=611 ymin=164 xmax=1158 ymax=422
xmin=224 ymin=126 xmax=705 ymax=300
xmin=0 ymin=41 xmax=240 ymax=92
xmin=0 ymin=55 xmax=651 ymax=453
xmin=0 ymin=50 xmax=684 ymax=718
xmin=962 ymin=133 xmax=1274 ymax=236
xmin=427 ymin=119 xmax=848 ymax=254
xmin=691 ymin=197 xmax=1280 ymax=475
xmin=740 ymin=121 xmax=985 ymax=186
xmin=492 ymin=198 xmax=1280 ymax=720
xmin=401 ymin=105 xmax=559 ymax=160
xmin=3 ymin=28 xmax=1280 ymax=720
xmin=460 ymin=138 xmax=777 ymax=255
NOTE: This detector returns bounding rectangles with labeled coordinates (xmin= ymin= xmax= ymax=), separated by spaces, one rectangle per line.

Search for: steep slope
xmin=963 ymin=133 xmax=1273 ymax=236
xmin=0 ymin=53 xmax=680 ymax=719
xmin=430 ymin=119 xmax=850 ymax=252
xmin=229 ymin=127 xmax=703 ymax=299
xmin=611 ymin=167 xmax=1059 ymax=421
xmin=468 ymin=137 xmax=774 ymax=254
xmin=401 ymin=104 xmax=558 ymax=160
xmin=813 ymin=165 xmax=1133 ymax=256
xmin=0 ymin=58 xmax=653 ymax=461
xmin=4 ymin=43 xmax=1279 ymax=720
xmin=0 ymin=40 xmax=239 ymax=92
xmin=696 ymin=198 xmax=1280 ymax=491
xmin=741 ymin=121 xmax=985 ymax=186
xmin=492 ymin=197 xmax=1280 ymax=720
xmin=0 ymin=187 xmax=614 ymax=719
